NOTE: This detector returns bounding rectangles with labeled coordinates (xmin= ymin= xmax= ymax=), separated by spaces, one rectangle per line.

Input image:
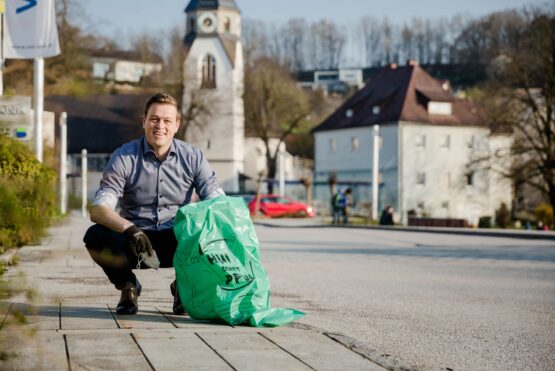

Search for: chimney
xmin=407 ymin=59 xmax=418 ymax=66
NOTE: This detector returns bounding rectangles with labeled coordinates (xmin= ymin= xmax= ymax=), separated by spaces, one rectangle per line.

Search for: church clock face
xmin=198 ymin=12 xmax=217 ymax=33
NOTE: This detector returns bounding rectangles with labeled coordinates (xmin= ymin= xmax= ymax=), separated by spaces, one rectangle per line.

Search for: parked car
xmin=248 ymin=194 xmax=315 ymax=218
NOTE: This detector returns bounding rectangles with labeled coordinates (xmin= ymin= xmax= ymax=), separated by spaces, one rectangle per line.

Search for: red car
xmin=248 ymin=194 xmax=315 ymax=218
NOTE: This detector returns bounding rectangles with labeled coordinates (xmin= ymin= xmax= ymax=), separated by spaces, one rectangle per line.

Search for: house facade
xmin=312 ymin=61 xmax=513 ymax=225
xmin=90 ymin=49 xmax=163 ymax=84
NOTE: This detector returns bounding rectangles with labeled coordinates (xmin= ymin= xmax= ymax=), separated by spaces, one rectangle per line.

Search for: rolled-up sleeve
xmin=93 ymin=150 xmax=128 ymax=209
xmin=193 ymin=149 xmax=222 ymax=200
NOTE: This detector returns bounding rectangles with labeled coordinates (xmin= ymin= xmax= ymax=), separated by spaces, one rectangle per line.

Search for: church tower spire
xmin=182 ymin=0 xmax=244 ymax=192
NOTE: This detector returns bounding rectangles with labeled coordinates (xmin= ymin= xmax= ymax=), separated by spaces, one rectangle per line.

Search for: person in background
xmin=340 ymin=188 xmax=352 ymax=224
xmin=83 ymin=93 xmax=225 ymax=315
xmin=331 ymin=189 xmax=344 ymax=224
xmin=380 ymin=205 xmax=395 ymax=225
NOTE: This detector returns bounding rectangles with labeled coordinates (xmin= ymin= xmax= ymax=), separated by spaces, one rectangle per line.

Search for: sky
xmin=83 ymin=0 xmax=546 ymax=44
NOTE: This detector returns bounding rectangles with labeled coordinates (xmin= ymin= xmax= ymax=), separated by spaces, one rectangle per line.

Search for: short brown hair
xmin=143 ymin=93 xmax=180 ymax=117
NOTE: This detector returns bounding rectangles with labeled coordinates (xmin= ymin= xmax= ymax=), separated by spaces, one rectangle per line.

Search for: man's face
xmin=142 ymin=103 xmax=180 ymax=152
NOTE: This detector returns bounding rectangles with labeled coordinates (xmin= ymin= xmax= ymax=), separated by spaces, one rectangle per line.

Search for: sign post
xmin=372 ymin=125 xmax=380 ymax=220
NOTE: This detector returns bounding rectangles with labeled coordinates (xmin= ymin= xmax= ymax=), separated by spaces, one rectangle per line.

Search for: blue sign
xmin=16 ymin=0 xmax=37 ymax=14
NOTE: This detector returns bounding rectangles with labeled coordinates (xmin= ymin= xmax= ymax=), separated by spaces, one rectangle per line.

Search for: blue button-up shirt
xmin=93 ymin=136 xmax=222 ymax=231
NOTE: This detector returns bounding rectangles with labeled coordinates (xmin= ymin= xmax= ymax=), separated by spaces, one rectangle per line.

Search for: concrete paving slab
xmin=61 ymin=303 xmax=119 ymax=330
xmin=198 ymin=331 xmax=312 ymax=371
xmin=155 ymin=307 xmax=236 ymax=329
xmin=66 ymin=332 xmax=151 ymax=370
xmin=262 ymin=329 xmax=384 ymax=371
xmin=134 ymin=331 xmax=233 ymax=370
xmin=7 ymin=303 xmax=60 ymax=330
xmin=110 ymin=305 xmax=177 ymax=329
xmin=0 ymin=331 xmax=67 ymax=370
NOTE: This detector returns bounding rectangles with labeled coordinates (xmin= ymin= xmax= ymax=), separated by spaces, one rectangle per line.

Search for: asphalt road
xmin=255 ymin=224 xmax=555 ymax=370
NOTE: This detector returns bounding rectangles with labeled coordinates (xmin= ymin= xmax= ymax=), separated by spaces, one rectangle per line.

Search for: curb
xmin=253 ymin=222 xmax=555 ymax=241
xmin=288 ymin=322 xmax=414 ymax=371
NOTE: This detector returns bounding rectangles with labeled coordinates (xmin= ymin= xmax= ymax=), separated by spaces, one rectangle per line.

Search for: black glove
xmin=124 ymin=225 xmax=154 ymax=257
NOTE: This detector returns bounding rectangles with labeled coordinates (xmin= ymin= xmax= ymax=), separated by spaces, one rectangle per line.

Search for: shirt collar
xmin=141 ymin=136 xmax=177 ymax=159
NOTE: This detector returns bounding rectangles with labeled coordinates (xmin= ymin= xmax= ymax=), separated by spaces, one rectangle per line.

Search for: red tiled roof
xmin=313 ymin=64 xmax=485 ymax=132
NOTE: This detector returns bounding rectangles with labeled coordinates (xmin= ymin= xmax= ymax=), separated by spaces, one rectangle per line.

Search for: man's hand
xmin=124 ymin=225 xmax=154 ymax=257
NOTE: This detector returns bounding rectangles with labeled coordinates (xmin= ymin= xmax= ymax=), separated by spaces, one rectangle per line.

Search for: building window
xmin=351 ymin=137 xmax=359 ymax=151
xmin=224 ymin=18 xmax=231 ymax=32
xmin=416 ymin=172 xmax=426 ymax=185
xmin=428 ymin=101 xmax=452 ymax=115
xmin=415 ymin=134 xmax=426 ymax=148
xmin=189 ymin=18 xmax=195 ymax=32
xmin=446 ymin=172 xmax=451 ymax=188
xmin=329 ymin=138 xmax=336 ymax=153
xmin=441 ymin=201 xmax=449 ymax=208
xmin=440 ymin=134 xmax=450 ymax=148
xmin=466 ymin=172 xmax=474 ymax=186
xmin=468 ymin=135 xmax=475 ymax=149
xmin=201 ymin=54 xmax=216 ymax=89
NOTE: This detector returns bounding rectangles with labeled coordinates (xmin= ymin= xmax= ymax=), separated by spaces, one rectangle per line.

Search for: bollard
xmin=81 ymin=149 xmax=87 ymax=218
xmin=59 ymin=112 xmax=67 ymax=214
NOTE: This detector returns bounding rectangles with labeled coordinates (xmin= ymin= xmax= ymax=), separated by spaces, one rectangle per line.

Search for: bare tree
xmin=359 ymin=16 xmax=382 ymax=66
xmin=242 ymin=19 xmax=269 ymax=67
xmin=476 ymin=10 xmax=555 ymax=226
xmin=282 ymin=18 xmax=309 ymax=71
xmin=244 ymin=58 xmax=310 ymax=194
xmin=309 ymin=20 xmax=346 ymax=69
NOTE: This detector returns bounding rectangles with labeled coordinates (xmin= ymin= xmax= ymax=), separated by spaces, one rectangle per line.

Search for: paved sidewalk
xmin=0 ymin=213 xmax=385 ymax=371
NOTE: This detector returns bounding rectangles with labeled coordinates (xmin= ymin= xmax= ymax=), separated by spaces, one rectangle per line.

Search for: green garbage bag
xmin=173 ymin=196 xmax=305 ymax=326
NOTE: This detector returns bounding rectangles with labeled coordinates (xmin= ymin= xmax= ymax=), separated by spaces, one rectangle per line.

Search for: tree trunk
xmin=266 ymin=155 xmax=277 ymax=194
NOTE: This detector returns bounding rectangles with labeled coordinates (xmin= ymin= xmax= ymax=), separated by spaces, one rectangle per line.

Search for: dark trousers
xmin=83 ymin=224 xmax=178 ymax=289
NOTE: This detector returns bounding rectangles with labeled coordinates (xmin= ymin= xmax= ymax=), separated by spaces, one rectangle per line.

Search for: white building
xmin=90 ymin=49 xmax=163 ymax=84
xmin=312 ymin=61 xmax=513 ymax=225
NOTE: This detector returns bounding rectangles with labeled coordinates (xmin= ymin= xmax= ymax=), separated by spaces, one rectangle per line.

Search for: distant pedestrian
xmin=331 ymin=190 xmax=343 ymax=224
xmin=379 ymin=205 xmax=395 ymax=225
xmin=338 ymin=188 xmax=352 ymax=224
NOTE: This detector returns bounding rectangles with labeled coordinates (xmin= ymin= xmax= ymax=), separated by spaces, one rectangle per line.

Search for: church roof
xmin=312 ymin=62 xmax=485 ymax=133
xmin=185 ymin=0 xmax=240 ymax=12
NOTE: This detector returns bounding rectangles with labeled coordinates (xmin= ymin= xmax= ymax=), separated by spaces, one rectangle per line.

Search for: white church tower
xmin=182 ymin=0 xmax=244 ymax=192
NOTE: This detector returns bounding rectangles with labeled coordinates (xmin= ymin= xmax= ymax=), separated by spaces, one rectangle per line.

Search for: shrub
xmin=535 ymin=203 xmax=553 ymax=228
xmin=494 ymin=202 xmax=510 ymax=228
xmin=478 ymin=216 xmax=492 ymax=228
xmin=0 ymin=136 xmax=56 ymax=252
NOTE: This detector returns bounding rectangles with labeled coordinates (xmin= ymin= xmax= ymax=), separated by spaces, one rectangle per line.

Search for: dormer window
xmin=201 ymin=54 xmax=216 ymax=89
xmin=372 ymin=105 xmax=380 ymax=115
xmin=346 ymin=109 xmax=353 ymax=118
xmin=224 ymin=18 xmax=231 ymax=32
xmin=428 ymin=101 xmax=452 ymax=115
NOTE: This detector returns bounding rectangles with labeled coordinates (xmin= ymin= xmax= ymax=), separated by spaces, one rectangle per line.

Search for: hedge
xmin=0 ymin=136 xmax=57 ymax=253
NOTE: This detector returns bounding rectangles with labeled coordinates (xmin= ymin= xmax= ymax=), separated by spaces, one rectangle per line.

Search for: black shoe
xmin=116 ymin=280 xmax=142 ymax=315
xmin=170 ymin=280 xmax=185 ymax=315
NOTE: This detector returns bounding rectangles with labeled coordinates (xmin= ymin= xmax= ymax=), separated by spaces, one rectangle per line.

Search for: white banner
xmin=3 ymin=0 xmax=60 ymax=59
